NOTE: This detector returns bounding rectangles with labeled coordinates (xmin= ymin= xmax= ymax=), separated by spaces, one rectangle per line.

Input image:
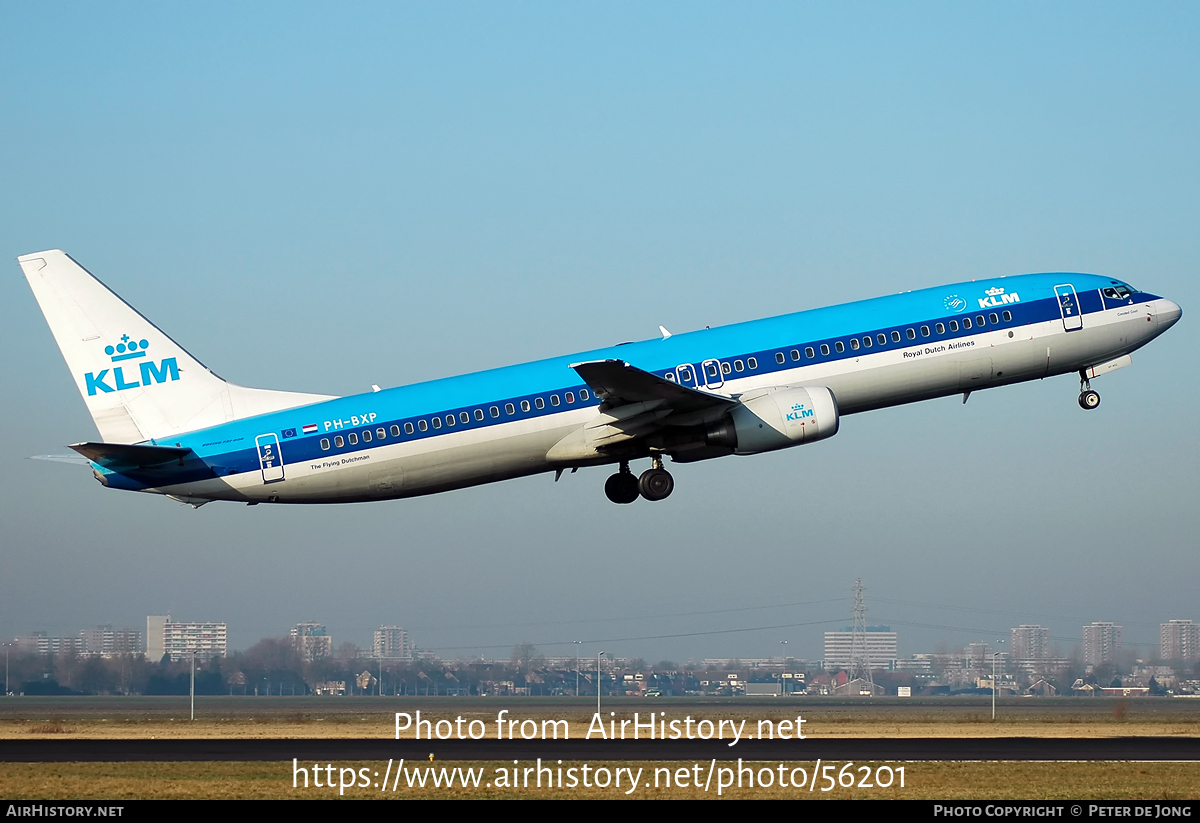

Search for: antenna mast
xmin=848 ymin=578 xmax=875 ymax=692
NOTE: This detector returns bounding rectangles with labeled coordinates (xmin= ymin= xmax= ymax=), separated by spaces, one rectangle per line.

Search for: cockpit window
xmin=1103 ymin=285 xmax=1134 ymax=300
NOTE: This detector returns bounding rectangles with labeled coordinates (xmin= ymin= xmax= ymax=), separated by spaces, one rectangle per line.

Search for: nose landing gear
xmin=1078 ymin=371 xmax=1101 ymax=410
xmin=604 ymin=458 xmax=675 ymax=503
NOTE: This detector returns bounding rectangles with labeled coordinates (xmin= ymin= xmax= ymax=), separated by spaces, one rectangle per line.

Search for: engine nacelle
xmin=707 ymin=386 xmax=839 ymax=455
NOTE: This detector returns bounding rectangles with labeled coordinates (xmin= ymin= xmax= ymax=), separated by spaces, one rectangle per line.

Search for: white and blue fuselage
xmin=94 ymin=273 xmax=1180 ymax=504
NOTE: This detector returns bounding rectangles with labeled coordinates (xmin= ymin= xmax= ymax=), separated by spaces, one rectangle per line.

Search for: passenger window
xmin=550 ymin=395 xmax=560 ymax=406
xmin=936 ymin=322 xmax=945 ymax=334
xmin=444 ymin=415 xmax=454 ymax=427
xmin=863 ymin=336 xmax=872 ymax=348
xmin=820 ymin=344 xmax=830 ymax=356
xmin=721 ymin=362 xmax=732 ymax=375
xmin=989 ymin=313 xmax=999 ymax=324
xmin=490 ymin=406 xmax=500 ymax=418
xmin=520 ymin=400 xmax=531 ymax=412
xmin=705 ymin=362 xmax=719 ymax=378
xmin=534 ymin=398 xmax=544 ymax=410
xmin=432 ymin=417 xmax=442 ymax=429
xmin=505 ymin=403 xmax=515 ymax=415
xmin=835 ymin=341 xmax=845 ymax=353
xmin=775 ymin=352 xmax=785 ymax=364
xmin=334 ymin=435 xmax=345 ymax=448
xmin=403 ymin=423 xmax=413 ymax=434
xmin=377 ymin=427 xmax=387 ymax=439
xmin=850 ymin=338 xmax=860 ymax=350
xmin=418 ymin=420 xmax=428 ymax=432
xmin=963 ymin=317 xmax=972 ymax=330
xmin=320 ymin=438 xmax=330 ymax=450
xmin=921 ymin=325 xmax=930 ymax=337
xmin=790 ymin=349 xmax=800 ymax=361
xmin=890 ymin=330 xmax=900 ymax=342
xmin=734 ymin=359 xmax=744 ymax=372
xmin=877 ymin=333 xmax=887 ymax=345
xmin=565 ymin=392 xmax=575 ymax=403
xmin=580 ymin=389 xmax=590 ymax=400
xmin=474 ymin=409 xmax=484 ymax=420
xmin=906 ymin=328 xmax=916 ymax=340
xmin=1002 ymin=310 xmax=1012 ymax=322
xmin=678 ymin=365 xmax=694 ymax=383
xmin=460 ymin=411 xmax=470 ymax=423
xmin=348 ymin=432 xmax=359 ymax=445
xmin=747 ymin=357 xmax=758 ymax=369
xmin=949 ymin=320 xmax=959 ymax=332
xmin=664 ymin=372 xmax=676 ymax=382
xmin=976 ymin=315 xmax=986 ymax=326
xmin=804 ymin=348 xmax=814 ymax=359
xmin=362 ymin=430 xmax=372 ymax=442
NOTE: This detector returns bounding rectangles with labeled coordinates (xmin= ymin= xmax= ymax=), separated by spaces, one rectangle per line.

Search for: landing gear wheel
xmin=638 ymin=468 xmax=674 ymax=501
xmin=1078 ymin=390 xmax=1101 ymax=410
xmin=604 ymin=471 xmax=640 ymax=504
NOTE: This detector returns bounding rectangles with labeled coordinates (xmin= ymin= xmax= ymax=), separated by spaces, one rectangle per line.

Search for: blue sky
xmin=1 ymin=3 xmax=1197 ymax=662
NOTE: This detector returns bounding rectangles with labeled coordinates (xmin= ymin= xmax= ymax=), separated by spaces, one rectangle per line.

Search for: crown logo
xmin=103 ymin=334 xmax=150 ymax=362
xmin=985 ymin=287 xmax=1005 ymax=296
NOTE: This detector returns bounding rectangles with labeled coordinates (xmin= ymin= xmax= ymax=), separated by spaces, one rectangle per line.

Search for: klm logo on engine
xmin=978 ymin=286 xmax=1020 ymax=309
xmin=84 ymin=334 xmax=180 ymax=396
xmin=786 ymin=403 xmax=814 ymax=422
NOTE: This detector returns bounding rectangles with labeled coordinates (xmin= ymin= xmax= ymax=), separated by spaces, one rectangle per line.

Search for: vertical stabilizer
xmin=20 ymin=250 xmax=335 ymax=443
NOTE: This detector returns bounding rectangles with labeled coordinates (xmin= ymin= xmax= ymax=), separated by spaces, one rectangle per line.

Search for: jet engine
xmin=705 ymin=386 xmax=839 ymax=455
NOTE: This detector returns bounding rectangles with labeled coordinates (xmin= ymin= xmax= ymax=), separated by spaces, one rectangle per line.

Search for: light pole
xmin=991 ymin=640 xmax=1007 ymax=721
xmin=597 ymin=651 xmax=607 ymax=716
xmin=190 ymin=651 xmax=196 ymax=721
xmin=574 ymin=641 xmax=582 ymax=698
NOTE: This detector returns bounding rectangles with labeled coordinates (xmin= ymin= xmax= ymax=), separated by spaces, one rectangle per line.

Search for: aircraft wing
xmin=570 ymin=359 xmax=736 ymax=413
xmin=69 ymin=442 xmax=193 ymax=471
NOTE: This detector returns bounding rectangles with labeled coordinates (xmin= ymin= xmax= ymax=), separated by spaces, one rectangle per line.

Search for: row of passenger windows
xmin=793 ymin=311 xmax=1012 ymax=361
xmin=318 ymin=389 xmax=593 ymax=450
xmin=663 ymin=310 xmax=1014 ymax=384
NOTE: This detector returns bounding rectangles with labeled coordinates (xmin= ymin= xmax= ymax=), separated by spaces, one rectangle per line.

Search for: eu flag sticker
xmin=282 ymin=428 xmax=297 ymax=438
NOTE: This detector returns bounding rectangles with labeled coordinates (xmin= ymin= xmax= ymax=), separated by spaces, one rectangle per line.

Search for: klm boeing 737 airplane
xmin=21 ymin=250 xmax=1181 ymax=506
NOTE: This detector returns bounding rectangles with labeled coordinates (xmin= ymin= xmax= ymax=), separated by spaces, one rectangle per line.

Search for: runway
xmin=2 ymin=737 xmax=1197 ymax=762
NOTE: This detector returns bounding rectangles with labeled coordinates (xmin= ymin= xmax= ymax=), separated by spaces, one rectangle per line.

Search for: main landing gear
xmin=604 ymin=458 xmax=674 ymax=504
xmin=1078 ymin=371 xmax=1101 ymax=410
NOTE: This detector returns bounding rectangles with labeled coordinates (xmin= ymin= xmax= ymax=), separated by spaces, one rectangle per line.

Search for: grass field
xmin=3 ymin=695 xmax=1199 ymax=739
xmin=2 ymin=696 xmax=1197 ymax=799
xmin=2 ymin=760 xmax=1198 ymax=799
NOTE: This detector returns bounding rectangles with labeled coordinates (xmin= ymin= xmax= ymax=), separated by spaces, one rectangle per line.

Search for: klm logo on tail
xmin=84 ymin=335 xmax=180 ymax=395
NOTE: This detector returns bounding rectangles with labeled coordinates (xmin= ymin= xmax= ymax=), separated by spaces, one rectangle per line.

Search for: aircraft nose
xmin=1157 ymin=298 xmax=1182 ymax=330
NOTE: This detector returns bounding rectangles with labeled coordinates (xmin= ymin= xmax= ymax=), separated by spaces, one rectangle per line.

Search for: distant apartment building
xmin=13 ymin=626 xmax=141 ymax=657
xmin=1160 ymin=619 xmax=1200 ymax=663
xmin=373 ymin=626 xmax=412 ymax=660
xmin=823 ymin=626 xmax=898 ymax=670
xmin=80 ymin=625 xmax=143 ymax=656
xmin=1010 ymin=625 xmax=1049 ymax=661
xmin=1083 ymin=622 xmax=1122 ymax=667
xmin=13 ymin=632 xmax=84 ymax=656
xmin=147 ymin=615 xmax=227 ymax=662
xmin=290 ymin=622 xmax=333 ymax=661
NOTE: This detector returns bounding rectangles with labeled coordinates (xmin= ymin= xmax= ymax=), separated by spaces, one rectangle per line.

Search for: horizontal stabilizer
xmin=69 ymin=441 xmax=193 ymax=470
xmin=571 ymin=359 xmax=735 ymax=413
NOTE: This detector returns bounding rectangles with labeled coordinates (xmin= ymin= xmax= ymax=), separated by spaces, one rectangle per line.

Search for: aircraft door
xmin=1054 ymin=285 xmax=1083 ymax=332
xmin=255 ymin=433 xmax=285 ymax=484
xmin=675 ymin=363 xmax=698 ymax=386
xmin=701 ymin=358 xmax=724 ymax=390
